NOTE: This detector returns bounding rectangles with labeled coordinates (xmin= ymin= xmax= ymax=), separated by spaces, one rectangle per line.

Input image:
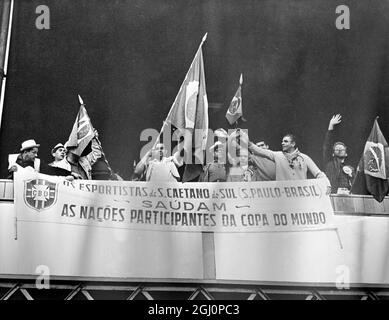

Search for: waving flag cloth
xmin=66 ymin=95 xmax=114 ymax=178
xmin=351 ymin=118 xmax=389 ymax=202
xmin=66 ymin=95 xmax=96 ymax=156
xmin=162 ymin=33 xmax=209 ymax=182
xmin=226 ymin=74 xmax=243 ymax=126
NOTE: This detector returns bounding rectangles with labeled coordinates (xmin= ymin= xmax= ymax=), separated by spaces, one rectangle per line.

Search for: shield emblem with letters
xmin=24 ymin=179 xmax=58 ymax=211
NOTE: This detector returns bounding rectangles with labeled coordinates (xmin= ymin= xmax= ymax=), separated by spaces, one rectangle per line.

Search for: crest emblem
xmin=24 ymin=179 xmax=58 ymax=211
xmin=363 ymin=141 xmax=386 ymax=179
xmin=228 ymin=96 xmax=241 ymax=114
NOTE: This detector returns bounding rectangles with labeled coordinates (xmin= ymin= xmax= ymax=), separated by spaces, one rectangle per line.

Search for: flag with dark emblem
xmin=66 ymin=95 xmax=96 ymax=156
xmin=225 ymin=74 xmax=243 ymax=126
xmin=351 ymin=118 xmax=389 ymax=202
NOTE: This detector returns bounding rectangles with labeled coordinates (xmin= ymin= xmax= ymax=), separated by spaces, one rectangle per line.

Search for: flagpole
xmin=0 ymin=0 xmax=14 ymax=131
xmin=152 ymin=33 xmax=207 ymax=150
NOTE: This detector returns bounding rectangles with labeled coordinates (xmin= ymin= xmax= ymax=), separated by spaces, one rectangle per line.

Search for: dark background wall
xmin=1 ymin=0 xmax=389 ymax=179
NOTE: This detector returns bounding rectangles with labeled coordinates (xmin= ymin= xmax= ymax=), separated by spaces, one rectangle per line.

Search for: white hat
xmin=214 ymin=128 xmax=228 ymax=139
xmin=20 ymin=139 xmax=40 ymax=152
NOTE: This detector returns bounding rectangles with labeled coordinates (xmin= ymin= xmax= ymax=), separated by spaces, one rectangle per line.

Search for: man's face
xmin=256 ymin=141 xmax=269 ymax=149
xmin=23 ymin=147 xmax=38 ymax=162
xmin=281 ymin=136 xmax=295 ymax=153
xmin=152 ymin=144 xmax=166 ymax=160
xmin=53 ymin=147 xmax=66 ymax=161
xmin=333 ymin=143 xmax=347 ymax=158
xmin=214 ymin=144 xmax=226 ymax=161
xmin=239 ymin=153 xmax=249 ymax=166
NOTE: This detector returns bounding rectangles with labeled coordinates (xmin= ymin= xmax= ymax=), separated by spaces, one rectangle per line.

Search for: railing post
xmin=202 ymin=231 xmax=216 ymax=280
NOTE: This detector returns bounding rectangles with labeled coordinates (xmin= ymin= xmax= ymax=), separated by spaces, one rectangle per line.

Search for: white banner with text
xmin=14 ymin=168 xmax=334 ymax=233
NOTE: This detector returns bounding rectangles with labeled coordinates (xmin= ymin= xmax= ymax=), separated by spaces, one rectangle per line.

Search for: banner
xmin=14 ymin=168 xmax=334 ymax=233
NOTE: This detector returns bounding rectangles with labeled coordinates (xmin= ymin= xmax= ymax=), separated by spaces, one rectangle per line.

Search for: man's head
xmin=214 ymin=128 xmax=228 ymax=141
xmin=213 ymin=128 xmax=228 ymax=152
xmin=238 ymin=148 xmax=249 ymax=166
xmin=256 ymin=140 xmax=269 ymax=150
xmin=209 ymin=141 xmax=226 ymax=162
xmin=333 ymin=142 xmax=347 ymax=159
xmin=151 ymin=143 xmax=167 ymax=160
xmin=20 ymin=139 xmax=40 ymax=162
xmin=281 ymin=134 xmax=296 ymax=153
xmin=51 ymin=143 xmax=66 ymax=162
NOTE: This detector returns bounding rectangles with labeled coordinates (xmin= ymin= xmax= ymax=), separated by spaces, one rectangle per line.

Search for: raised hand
xmin=328 ymin=114 xmax=342 ymax=130
xmin=93 ymin=129 xmax=99 ymax=138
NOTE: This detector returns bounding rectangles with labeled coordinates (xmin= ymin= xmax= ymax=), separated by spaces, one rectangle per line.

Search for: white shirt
xmin=146 ymin=157 xmax=180 ymax=182
xmin=49 ymin=158 xmax=71 ymax=172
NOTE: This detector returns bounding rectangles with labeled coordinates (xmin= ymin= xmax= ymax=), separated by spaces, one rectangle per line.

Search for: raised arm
xmin=248 ymin=141 xmax=275 ymax=161
xmin=323 ymin=114 xmax=341 ymax=164
xmin=172 ymin=140 xmax=184 ymax=167
xmin=134 ymin=150 xmax=151 ymax=177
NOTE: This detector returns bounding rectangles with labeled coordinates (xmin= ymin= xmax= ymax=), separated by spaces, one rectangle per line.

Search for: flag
xmin=66 ymin=95 xmax=95 ymax=156
xmin=164 ymin=34 xmax=209 ymax=182
xmin=225 ymin=74 xmax=243 ymax=125
xmin=351 ymin=118 xmax=389 ymax=202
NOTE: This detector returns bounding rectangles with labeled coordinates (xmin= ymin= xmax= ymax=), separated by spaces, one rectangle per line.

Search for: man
xmin=214 ymin=128 xmax=228 ymax=145
xmin=248 ymin=133 xmax=330 ymax=186
xmin=49 ymin=143 xmax=71 ymax=171
xmin=134 ymin=142 xmax=183 ymax=182
xmin=199 ymin=141 xmax=228 ymax=182
xmin=8 ymin=139 xmax=73 ymax=179
xmin=227 ymin=148 xmax=255 ymax=182
xmin=323 ymin=114 xmax=355 ymax=194
xmin=8 ymin=139 xmax=41 ymax=177
xmin=249 ymin=140 xmax=276 ymax=181
xmin=199 ymin=128 xmax=229 ymax=182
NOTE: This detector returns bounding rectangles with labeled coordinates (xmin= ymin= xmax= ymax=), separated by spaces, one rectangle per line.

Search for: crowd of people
xmin=7 ymin=129 xmax=122 ymax=181
xmin=8 ymin=114 xmax=356 ymax=194
xmin=131 ymin=114 xmax=355 ymax=194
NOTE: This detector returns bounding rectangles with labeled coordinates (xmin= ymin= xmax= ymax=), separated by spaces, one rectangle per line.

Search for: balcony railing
xmin=1 ymin=278 xmax=389 ymax=300
xmin=2 ymin=178 xmax=389 ymax=299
